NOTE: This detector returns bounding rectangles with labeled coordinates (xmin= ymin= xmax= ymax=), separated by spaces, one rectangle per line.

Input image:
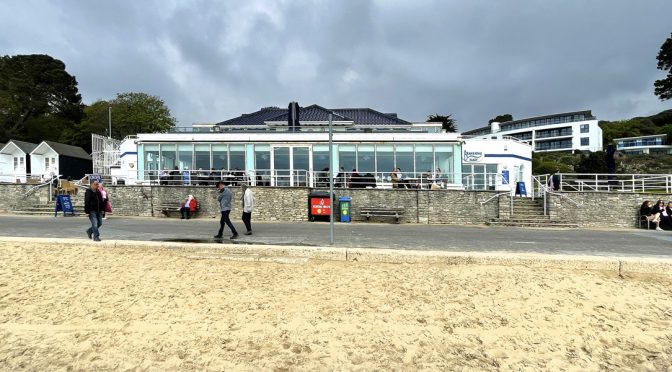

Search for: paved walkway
xmin=1 ymin=215 xmax=670 ymax=258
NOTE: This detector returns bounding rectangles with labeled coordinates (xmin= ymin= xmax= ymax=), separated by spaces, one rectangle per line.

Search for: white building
xmin=462 ymin=110 xmax=603 ymax=153
xmin=461 ymin=138 xmax=532 ymax=193
xmin=0 ymin=140 xmax=38 ymax=183
xmin=114 ymin=103 xmax=532 ymax=192
xmin=29 ymin=141 xmax=92 ymax=180
xmin=614 ymin=134 xmax=672 ymax=154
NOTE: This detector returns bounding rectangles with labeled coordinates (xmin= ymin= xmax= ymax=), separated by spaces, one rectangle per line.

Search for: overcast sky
xmin=1 ymin=0 xmax=671 ymax=130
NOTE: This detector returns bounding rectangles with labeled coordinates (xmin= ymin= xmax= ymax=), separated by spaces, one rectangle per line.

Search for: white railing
xmin=21 ymin=173 xmax=62 ymax=199
xmin=552 ymin=173 xmax=672 ymax=194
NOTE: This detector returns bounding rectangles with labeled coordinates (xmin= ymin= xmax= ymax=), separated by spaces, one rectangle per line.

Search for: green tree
xmin=576 ymin=151 xmax=609 ymax=173
xmin=488 ymin=114 xmax=513 ymax=124
xmin=427 ymin=114 xmax=457 ymax=133
xmin=61 ymin=93 xmax=177 ymax=152
xmin=110 ymin=92 xmax=176 ymax=136
xmin=655 ymin=33 xmax=672 ymax=100
xmin=0 ymin=54 xmax=83 ymax=143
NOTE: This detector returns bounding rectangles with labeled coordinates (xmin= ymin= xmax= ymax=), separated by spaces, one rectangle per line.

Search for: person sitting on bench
xmin=640 ymin=200 xmax=662 ymax=231
xmin=180 ymin=194 xmax=197 ymax=219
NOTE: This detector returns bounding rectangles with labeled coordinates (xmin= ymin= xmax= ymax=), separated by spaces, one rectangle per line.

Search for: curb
xmin=1 ymin=236 xmax=671 ymax=276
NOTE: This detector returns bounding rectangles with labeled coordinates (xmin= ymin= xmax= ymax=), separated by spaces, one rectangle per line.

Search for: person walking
xmin=241 ymin=184 xmax=254 ymax=235
xmin=84 ymin=180 xmax=104 ymax=241
xmin=214 ymin=181 xmax=239 ymax=239
xmin=98 ymin=183 xmax=111 ymax=220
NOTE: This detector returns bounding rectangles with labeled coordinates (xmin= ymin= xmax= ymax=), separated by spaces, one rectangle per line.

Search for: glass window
xmin=229 ymin=144 xmax=245 ymax=170
xmin=395 ymin=145 xmax=414 ymax=177
xmin=338 ymin=144 xmax=356 ymax=172
xmin=143 ymin=144 xmax=160 ymax=175
xmin=160 ymin=144 xmax=176 ymax=170
xmin=415 ymin=144 xmax=433 ymax=174
xmin=254 ymin=144 xmax=270 ymax=171
xmin=580 ymin=124 xmax=589 ymax=133
xmin=312 ymin=145 xmax=330 ymax=172
xmin=357 ymin=144 xmax=375 ymax=173
xmin=376 ymin=145 xmax=394 ymax=179
xmin=194 ymin=144 xmax=211 ymax=171
xmin=581 ymin=137 xmax=589 ymax=146
xmin=212 ymin=144 xmax=228 ymax=170
xmin=434 ymin=145 xmax=454 ymax=179
xmin=178 ymin=144 xmax=193 ymax=170
xmin=13 ymin=157 xmax=18 ymax=170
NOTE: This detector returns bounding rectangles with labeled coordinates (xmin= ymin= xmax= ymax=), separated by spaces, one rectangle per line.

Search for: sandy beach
xmin=1 ymin=241 xmax=671 ymax=371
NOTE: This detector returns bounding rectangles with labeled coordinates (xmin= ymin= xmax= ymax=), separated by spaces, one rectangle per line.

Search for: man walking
xmin=214 ymin=181 xmax=239 ymax=239
xmin=84 ymin=180 xmax=104 ymax=241
xmin=241 ymin=184 xmax=254 ymax=235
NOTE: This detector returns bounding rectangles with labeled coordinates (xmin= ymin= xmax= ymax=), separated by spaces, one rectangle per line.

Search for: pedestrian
xmin=214 ymin=181 xmax=239 ymax=239
xmin=180 ymin=194 xmax=197 ymax=219
xmin=98 ymin=182 xmax=111 ymax=219
xmin=84 ymin=180 xmax=104 ymax=241
xmin=241 ymin=184 xmax=254 ymax=235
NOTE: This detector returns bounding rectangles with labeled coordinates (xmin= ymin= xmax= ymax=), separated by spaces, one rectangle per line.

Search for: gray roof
xmin=1 ymin=139 xmax=38 ymax=154
xmin=216 ymin=104 xmax=411 ymax=126
xmin=41 ymin=141 xmax=91 ymax=160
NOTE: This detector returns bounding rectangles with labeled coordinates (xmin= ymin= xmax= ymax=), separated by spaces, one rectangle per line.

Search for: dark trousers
xmin=180 ymin=207 xmax=191 ymax=219
xmin=218 ymin=210 xmax=238 ymax=236
xmin=87 ymin=211 xmax=102 ymax=238
xmin=242 ymin=211 xmax=252 ymax=232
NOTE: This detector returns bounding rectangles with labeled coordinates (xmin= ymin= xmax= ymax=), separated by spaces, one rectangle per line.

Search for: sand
xmin=0 ymin=241 xmax=671 ymax=371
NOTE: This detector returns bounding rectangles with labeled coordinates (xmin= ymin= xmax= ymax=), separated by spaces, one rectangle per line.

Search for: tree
xmin=489 ymin=114 xmax=513 ymax=124
xmin=655 ymin=33 xmax=672 ymax=100
xmin=61 ymin=93 xmax=177 ymax=152
xmin=0 ymin=54 xmax=83 ymax=143
xmin=427 ymin=114 xmax=457 ymax=133
xmin=109 ymin=92 xmax=176 ymax=136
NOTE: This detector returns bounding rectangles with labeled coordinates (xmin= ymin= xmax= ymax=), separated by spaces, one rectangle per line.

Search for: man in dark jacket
xmin=84 ymin=180 xmax=105 ymax=241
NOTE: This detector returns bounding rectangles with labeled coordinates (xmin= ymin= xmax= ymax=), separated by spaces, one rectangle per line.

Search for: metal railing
xmin=21 ymin=173 xmax=61 ymax=199
xmin=549 ymin=173 xmax=672 ymax=194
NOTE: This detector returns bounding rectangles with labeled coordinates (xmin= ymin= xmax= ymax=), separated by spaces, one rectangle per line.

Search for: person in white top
xmin=241 ymin=184 xmax=254 ymax=235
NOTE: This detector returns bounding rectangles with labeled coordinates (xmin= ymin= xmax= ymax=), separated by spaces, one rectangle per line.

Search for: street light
xmin=108 ymin=106 xmax=112 ymax=138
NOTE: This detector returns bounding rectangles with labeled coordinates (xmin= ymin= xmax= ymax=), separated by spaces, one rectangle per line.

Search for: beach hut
xmin=29 ymin=141 xmax=92 ymax=180
xmin=0 ymin=140 xmax=38 ymax=183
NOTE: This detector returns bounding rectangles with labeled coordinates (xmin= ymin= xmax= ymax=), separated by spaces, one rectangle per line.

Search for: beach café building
xmin=116 ymin=103 xmax=532 ymax=192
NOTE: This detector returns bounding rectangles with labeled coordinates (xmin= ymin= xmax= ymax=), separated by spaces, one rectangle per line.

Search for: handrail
xmin=22 ymin=174 xmax=61 ymax=199
xmin=480 ymin=192 xmax=511 ymax=206
xmin=543 ymin=185 xmax=582 ymax=207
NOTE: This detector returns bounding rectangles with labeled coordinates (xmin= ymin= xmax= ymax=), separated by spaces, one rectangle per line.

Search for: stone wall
xmin=3 ymin=183 xmax=663 ymax=228
xmin=548 ymin=192 xmax=672 ymax=228
xmin=0 ymin=184 xmax=52 ymax=212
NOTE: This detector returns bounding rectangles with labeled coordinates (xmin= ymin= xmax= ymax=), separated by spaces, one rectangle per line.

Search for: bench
xmin=160 ymin=202 xmax=200 ymax=218
xmin=360 ymin=207 xmax=404 ymax=223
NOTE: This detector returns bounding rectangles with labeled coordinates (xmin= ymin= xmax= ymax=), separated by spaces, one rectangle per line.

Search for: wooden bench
xmin=360 ymin=207 xmax=404 ymax=223
xmin=160 ymin=202 xmax=200 ymax=218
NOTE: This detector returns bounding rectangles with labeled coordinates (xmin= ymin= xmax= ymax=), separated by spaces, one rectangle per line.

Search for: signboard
xmin=462 ymin=151 xmax=483 ymax=162
xmin=89 ymin=174 xmax=103 ymax=183
xmin=310 ymin=196 xmax=331 ymax=216
xmin=54 ymin=195 xmax=76 ymax=217
xmin=515 ymin=181 xmax=527 ymax=197
xmin=501 ymin=170 xmax=509 ymax=185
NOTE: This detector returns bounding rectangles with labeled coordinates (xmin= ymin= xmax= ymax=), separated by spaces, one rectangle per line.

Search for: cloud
xmin=1 ymin=0 xmax=671 ymax=129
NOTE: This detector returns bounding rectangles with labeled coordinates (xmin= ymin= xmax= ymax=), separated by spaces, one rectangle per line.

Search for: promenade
xmin=0 ymin=214 xmax=670 ymax=258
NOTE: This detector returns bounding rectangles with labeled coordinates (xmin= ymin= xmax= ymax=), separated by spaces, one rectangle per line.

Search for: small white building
xmin=461 ymin=138 xmax=532 ymax=193
xmin=0 ymin=140 xmax=38 ymax=183
xmin=462 ymin=110 xmax=603 ymax=153
xmin=30 ymin=141 xmax=92 ymax=180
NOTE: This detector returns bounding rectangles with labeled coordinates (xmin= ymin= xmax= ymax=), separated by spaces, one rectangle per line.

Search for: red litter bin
xmin=308 ymin=192 xmax=332 ymax=221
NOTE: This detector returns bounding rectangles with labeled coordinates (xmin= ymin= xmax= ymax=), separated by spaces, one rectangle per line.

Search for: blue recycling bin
xmin=339 ymin=196 xmax=351 ymax=222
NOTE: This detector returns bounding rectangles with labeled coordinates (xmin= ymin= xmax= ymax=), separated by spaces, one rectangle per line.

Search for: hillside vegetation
xmin=532 ymin=109 xmax=672 ymax=175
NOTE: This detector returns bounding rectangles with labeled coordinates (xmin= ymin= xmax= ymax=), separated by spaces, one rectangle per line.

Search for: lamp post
xmin=108 ymin=106 xmax=112 ymax=138
xmin=328 ymin=113 xmax=334 ymax=245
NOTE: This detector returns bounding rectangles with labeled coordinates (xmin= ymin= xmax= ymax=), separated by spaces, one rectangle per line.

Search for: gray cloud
xmin=1 ymin=0 xmax=670 ymax=130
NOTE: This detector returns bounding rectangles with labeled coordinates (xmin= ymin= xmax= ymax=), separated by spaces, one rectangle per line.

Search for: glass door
xmin=271 ymin=146 xmax=312 ymax=187
xmin=272 ymin=147 xmax=290 ymax=186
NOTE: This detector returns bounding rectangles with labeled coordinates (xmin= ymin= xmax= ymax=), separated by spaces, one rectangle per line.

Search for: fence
xmin=539 ymin=173 xmax=672 ymax=194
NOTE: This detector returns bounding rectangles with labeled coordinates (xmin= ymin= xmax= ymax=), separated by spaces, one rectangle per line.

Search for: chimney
xmin=490 ymin=121 xmax=500 ymax=134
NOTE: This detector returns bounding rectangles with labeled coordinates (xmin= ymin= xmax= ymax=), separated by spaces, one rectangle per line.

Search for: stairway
xmin=11 ymin=201 xmax=86 ymax=217
xmin=487 ymin=197 xmax=578 ymax=228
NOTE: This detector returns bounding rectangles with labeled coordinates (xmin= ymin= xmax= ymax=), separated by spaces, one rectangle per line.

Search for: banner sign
xmin=54 ymin=195 xmax=76 ymax=217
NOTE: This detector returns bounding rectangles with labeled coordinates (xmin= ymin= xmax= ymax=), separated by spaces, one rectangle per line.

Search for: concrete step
xmin=487 ymin=221 xmax=579 ymax=228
